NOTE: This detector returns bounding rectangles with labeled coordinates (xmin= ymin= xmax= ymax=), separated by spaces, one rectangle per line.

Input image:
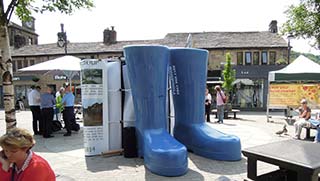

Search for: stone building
xmin=7 ymin=21 xmax=288 ymax=109
xmin=8 ymin=17 xmax=38 ymax=49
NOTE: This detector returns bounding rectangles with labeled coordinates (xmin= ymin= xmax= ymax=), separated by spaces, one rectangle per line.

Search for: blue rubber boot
xmin=170 ymin=48 xmax=241 ymax=161
xmin=124 ymin=45 xmax=188 ymax=176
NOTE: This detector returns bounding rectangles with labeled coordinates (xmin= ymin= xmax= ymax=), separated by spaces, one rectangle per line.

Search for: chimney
xmin=269 ymin=20 xmax=278 ymax=33
xmin=103 ymin=26 xmax=117 ymax=44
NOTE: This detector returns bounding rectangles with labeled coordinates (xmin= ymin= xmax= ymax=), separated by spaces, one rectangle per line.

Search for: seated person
xmin=311 ymin=112 xmax=320 ymax=143
xmin=293 ymin=99 xmax=311 ymax=139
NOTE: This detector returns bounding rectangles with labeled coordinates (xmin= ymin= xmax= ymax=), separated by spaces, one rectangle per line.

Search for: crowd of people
xmin=28 ymin=83 xmax=78 ymax=138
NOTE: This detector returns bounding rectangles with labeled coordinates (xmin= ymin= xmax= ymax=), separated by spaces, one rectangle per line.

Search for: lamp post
xmin=57 ymin=23 xmax=67 ymax=54
xmin=287 ymin=33 xmax=294 ymax=64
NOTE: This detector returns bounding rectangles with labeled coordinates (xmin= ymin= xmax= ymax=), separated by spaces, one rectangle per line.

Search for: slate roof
xmin=162 ymin=31 xmax=288 ymax=48
xmin=11 ymin=31 xmax=287 ymax=57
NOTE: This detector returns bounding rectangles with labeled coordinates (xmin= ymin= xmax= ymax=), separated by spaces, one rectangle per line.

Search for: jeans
xmin=217 ymin=105 xmax=224 ymax=123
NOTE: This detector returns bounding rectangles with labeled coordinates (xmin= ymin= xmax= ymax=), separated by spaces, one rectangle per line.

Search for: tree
xmin=222 ymin=53 xmax=235 ymax=102
xmin=281 ymin=0 xmax=320 ymax=49
xmin=0 ymin=0 xmax=94 ymax=131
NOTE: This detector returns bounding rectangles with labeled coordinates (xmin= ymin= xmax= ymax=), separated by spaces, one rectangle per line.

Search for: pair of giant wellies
xmin=124 ymin=45 xmax=241 ymax=176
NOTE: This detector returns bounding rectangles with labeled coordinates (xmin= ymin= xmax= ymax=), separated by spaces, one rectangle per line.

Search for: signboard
xmin=81 ymin=59 xmax=109 ymax=156
xmin=54 ymin=75 xmax=67 ymax=80
xmin=269 ymin=83 xmax=320 ymax=108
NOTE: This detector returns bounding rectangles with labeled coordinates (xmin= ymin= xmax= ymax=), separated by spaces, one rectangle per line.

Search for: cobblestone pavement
xmin=0 ymin=110 xmax=316 ymax=181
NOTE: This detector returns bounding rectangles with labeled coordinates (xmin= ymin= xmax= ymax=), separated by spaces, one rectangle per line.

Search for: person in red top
xmin=0 ymin=127 xmax=55 ymax=181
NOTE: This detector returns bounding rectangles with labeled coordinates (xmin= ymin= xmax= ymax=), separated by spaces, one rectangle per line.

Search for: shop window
xmin=269 ymin=51 xmax=276 ymax=65
xmin=253 ymin=52 xmax=259 ymax=65
xmin=245 ymin=52 xmax=252 ymax=65
xmin=261 ymin=51 xmax=268 ymax=65
xmin=237 ymin=52 xmax=243 ymax=65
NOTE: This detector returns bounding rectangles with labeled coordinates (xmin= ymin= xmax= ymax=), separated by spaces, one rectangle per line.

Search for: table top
xmin=242 ymin=139 xmax=320 ymax=170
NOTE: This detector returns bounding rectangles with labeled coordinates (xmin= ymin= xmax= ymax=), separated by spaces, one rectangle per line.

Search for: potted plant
xmin=222 ymin=53 xmax=236 ymax=111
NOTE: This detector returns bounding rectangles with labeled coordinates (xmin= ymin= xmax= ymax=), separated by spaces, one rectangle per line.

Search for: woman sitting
xmin=0 ymin=127 xmax=55 ymax=180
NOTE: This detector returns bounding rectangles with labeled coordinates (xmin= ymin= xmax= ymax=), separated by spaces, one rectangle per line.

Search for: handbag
xmin=218 ymin=91 xmax=226 ymax=103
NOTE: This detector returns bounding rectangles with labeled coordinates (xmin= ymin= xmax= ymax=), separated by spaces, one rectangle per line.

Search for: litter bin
xmin=123 ymin=127 xmax=138 ymax=158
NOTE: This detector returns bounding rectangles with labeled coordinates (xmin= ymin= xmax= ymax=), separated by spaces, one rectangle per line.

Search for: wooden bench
xmin=211 ymin=109 xmax=240 ymax=119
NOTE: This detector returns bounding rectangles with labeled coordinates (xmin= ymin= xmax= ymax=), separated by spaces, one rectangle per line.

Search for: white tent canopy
xmin=20 ymin=55 xmax=81 ymax=71
xmin=19 ymin=55 xmax=81 ymax=86
xmin=268 ymin=55 xmax=320 ymax=82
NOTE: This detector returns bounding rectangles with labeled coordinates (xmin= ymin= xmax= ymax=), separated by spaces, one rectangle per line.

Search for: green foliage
xmin=276 ymin=58 xmax=287 ymax=65
xmin=3 ymin=0 xmax=94 ymax=22
xmin=222 ymin=53 xmax=236 ymax=93
xmin=281 ymin=0 xmax=320 ymax=49
xmin=291 ymin=50 xmax=320 ymax=64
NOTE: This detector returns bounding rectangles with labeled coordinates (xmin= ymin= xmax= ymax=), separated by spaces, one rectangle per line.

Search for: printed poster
xmin=81 ymin=59 xmax=109 ymax=156
xmin=269 ymin=83 xmax=320 ymax=108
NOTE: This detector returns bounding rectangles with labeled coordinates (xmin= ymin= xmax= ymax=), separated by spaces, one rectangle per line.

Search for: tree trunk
xmin=0 ymin=24 xmax=16 ymax=131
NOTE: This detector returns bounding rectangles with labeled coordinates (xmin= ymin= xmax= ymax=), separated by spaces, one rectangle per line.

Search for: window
xmin=269 ymin=51 xmax=276 ymax=65
xmin=28 ymin=37 xmax=33 ymax=45
xmin=12 ymin=61 xmax=16 ymax=72
xmin=245 ymin=52 xmax=252 ymax=65
xmin=261 ymin=51 xmax=268 ymax=65
xmin=29 ymin=59 xmax=35 ymax=66
xmin=17 ymin=60 xmax=22 ymax=69
xmin=253 ymin=52 xmax=259 ymax=65
xmin=237 ymin=52 xmax=243 ymax=65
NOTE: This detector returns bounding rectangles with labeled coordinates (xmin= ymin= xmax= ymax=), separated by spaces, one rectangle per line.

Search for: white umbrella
xmin=19 ymin=55 xmax=81 ymax=87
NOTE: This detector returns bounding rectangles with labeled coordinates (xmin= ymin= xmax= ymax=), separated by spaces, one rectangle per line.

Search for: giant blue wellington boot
xmin=170 ymin=48 xmax=241 ymax=161
xmin=124 ymin=45 xmax=188 ymax=176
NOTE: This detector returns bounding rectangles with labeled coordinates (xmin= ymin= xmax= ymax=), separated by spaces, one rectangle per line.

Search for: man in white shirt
xmin=28 ymin=85 xmax=42 ymax=135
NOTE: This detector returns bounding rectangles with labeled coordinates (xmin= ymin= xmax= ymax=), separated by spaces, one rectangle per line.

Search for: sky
xmin=6 ymin=0 xmax=320 ymax=55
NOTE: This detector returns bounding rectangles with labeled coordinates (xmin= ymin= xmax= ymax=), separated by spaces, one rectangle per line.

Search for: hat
xmin=300 ymin=99 xmax=307 ymax=104
xmin=215 ymin=85 xmax=221 ymax=91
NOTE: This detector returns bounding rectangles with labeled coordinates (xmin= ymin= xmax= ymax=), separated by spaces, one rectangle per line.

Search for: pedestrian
xmin=0 ymin=127 xmax=56 ymax=180
xmin=215 ymin=85 xmax=226 ymax=124
xmin=55 ymin=87 xmax=65 ymax=122
xmin=61 ymin=83 xmax=76 ymax=136
xmin=293 ymin=99 xmax=311 ymax=140
xmin=28 ymin=85 xmax=42 ymax=135
xmin=205 ymin=88 xmax=212 ymax=122
xmin=40 ymin=86 xmax=56 ymax=138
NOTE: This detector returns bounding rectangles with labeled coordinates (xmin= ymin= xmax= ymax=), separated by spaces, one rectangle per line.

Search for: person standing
xmin=205 ymin=88 xmax=212 ymax=122
xmin=61 ymin=84 xmax=75 ymax=137
xmin=0 ymin=127 xmax=55 ymax=180
xmin=55 ymin=87 xmax=65 ymax=122
xmin=40 ymin=86 xmax=56 ymax=138
xmin=28 ymin=85 xmax=42 ymax=135
xmin=215 ymin=85 xmax=226 ymax=124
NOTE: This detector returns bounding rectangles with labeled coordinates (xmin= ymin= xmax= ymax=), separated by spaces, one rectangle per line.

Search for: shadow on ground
xmin=189 ymin=153 xmax=247 ymax=175
xmin=145 ymin=168 xmax=204 ymax=181
xmin=85 ymin=155 xmax=144 ymax=172
xmin=33 ymin=129 xmax=84 ymax=153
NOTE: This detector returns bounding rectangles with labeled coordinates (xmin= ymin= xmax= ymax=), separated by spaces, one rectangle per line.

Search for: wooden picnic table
xmin=242 ymin=139 xmax=320 ymax=181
